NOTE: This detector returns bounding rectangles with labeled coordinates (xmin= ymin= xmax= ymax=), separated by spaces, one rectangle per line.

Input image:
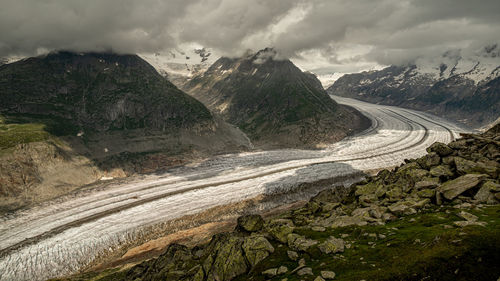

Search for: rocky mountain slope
xmin=0 ymin=52 xmax=251 ymax=212
xmin=59 ymin=124 xmax=500 ymax=281
xmin=182 ymin=48 xmax=370 ymax=148
xmin=328 ymin=45 xmax=500 ymax=128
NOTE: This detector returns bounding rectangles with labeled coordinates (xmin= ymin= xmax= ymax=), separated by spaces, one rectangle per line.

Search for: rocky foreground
xmin=55 ymin=125 xmax=500 ymax=281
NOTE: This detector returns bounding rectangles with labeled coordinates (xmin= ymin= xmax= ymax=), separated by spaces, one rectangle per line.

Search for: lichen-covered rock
xmin=297 ymin=267 xmax=314 ymax=276
xmin=414 ymin=180 xmax=439 ymax=190
xmin=457 ymin=211 xmax=478 ymax=222
xmin=474 ymin=181 xmax=500 ymax=202
xmin=417 ymin=152 xmax=441 ymax=169
xmin=236 ymin=214 xmax=264 ymax=232
xmin=427 ymin=142 xmax=454 ymax=157
xmin=242 ymin=235 xmax=274 ymax=268
xmin=439 ymin=174 xmax=487 ymax=200
xmin=262 ymin=268 xmax=278 ymax=277
xmin=277 ymin=266 xmax=288 ymax=274
xmin=330 ymin=215 xmax=368 ymax=228
xmin=388 ymin=201 xmax=417 ymax=216
xmin=287 ymin=234 xmax=318 ymax=251
xmin=355 ymin=182 xmax=380 ymax=196
xmin=406 ymin=169 xmax=429 ymax=180
xmin=203 ymin=234 xmax=248 ymax=281
xmin=266 ymin=219 xmax=294 ymax=243
xmin=321 ymin=270 xmax=336 ymax=279
xmin=430 ymin=165 xmax=455 ymax=178
xmin=417 ymin=189 xmax=436 ymax=198
xmin=287 ymin=250 xmax=299 ymax=261
xmin=454 ymin=157 xmax=480 ymax=175
xmin=318 ymin=236 xmax=345 ymax=254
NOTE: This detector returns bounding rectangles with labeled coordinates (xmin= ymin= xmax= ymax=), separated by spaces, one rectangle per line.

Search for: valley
xmin=0 ymin=96 xmax=465 ymax=281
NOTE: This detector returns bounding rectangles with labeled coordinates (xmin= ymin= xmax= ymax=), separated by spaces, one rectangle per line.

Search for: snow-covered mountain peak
xmin=413 ymin=46 xmax=500 ymax=84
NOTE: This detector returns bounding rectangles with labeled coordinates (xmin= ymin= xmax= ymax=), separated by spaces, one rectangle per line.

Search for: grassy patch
xmin=237 ymin=205 xmax=500 ymax=281
xmin=0 ymin=121 xmax=51 ymax=150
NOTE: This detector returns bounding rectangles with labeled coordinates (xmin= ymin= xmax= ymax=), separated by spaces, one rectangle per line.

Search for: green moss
xmin=0 ymin=122 xmax=51 ymax=150
xmin=235 ymin=205 xmax=500 ymax=281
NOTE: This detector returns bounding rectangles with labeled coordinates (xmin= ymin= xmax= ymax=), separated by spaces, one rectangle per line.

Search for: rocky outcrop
xmin=182 ymin=48 xmax=370 ymax=148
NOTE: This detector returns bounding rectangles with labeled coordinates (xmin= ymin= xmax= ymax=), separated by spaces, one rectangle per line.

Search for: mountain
xmin=0 ymin=51 xmax=250 ymax=212
xmin=328 ymin=45 xmax=500 ymax=128
xmin=0 ymin=52 xmax=216 ymax=134
xmin=182 ymin=48 xmax=369 ymax=148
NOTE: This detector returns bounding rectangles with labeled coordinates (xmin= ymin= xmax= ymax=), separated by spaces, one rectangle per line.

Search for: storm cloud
xmin=1 ymin=0 xmax=499 ymax=70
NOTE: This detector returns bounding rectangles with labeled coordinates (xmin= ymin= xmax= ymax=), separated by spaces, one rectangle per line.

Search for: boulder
xmin=287 ymin=234 xmax=318 ymax=252
xmin=297 ymin=267 xmax=314 ymax=276
xmin=414 ymin=180 xmax=439 ymax=190
xmin=236 ymin=214 xmax=264 ymax=232
xmin=438 ymin=174 xmax=487 ymax=200
xmin=203 ymin=234 xmax=248 ymax=281
xmin=277 ymin=266 xmax=288 ymax=274
xmin=474 ymin=181 xmax=500 ymax=202
xmin=417 ymin=152 xmax=441 ymax=169
xmin=427 ymin=142 xmax=454 ymax=157
xmin=406 ymin=169 xmax=429 ymax=180
xmin=430 ymin=165 xmax=454 ymax=178
xmin=330 ymin=215 xmax=368 ymax=228
xmin=388 ymin=201 xmax=417 ymax=216
xmin=318 ymin=236 xmax=345 ymax=254
xmin=242 ymin=236 xmax=274 ymax=268
xmin=457 ymin=211 xmax=478 ymax=222
xmin=454 ymin=157 xmax=479 ymax=175
xmin=321 ymin=270 xmax=336 ymax=279
xmin=355 ymin=182 xmax=380 ymax=196
xmin=262 ymin=268 xmax=278 ymax=277
xmin=385 ymin=185 xmax=404 ymax=201
xmin=417 ymin=189 xmax=435 ymax=198
xmin=287 ymin=250 xmax=299 ymax=261
xmin=266 ymin=219 xmax=294 ymax=243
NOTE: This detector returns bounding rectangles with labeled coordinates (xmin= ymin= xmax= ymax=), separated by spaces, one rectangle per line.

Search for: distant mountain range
xmin=181 ymin=48 xmax=369 ymax=148
xmin=328 ymin=45 xmax=500 ymax=128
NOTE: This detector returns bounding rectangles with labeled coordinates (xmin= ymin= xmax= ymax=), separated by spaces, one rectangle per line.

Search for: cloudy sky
xmin=1 ymin=0 xmax=499 ymax=75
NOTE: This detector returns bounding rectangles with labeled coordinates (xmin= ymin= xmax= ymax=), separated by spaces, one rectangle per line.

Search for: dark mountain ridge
xmin=0 ymin=51 xmax=213 ymax=135
xmin=182 ymin=48 xmax=370 ymax=148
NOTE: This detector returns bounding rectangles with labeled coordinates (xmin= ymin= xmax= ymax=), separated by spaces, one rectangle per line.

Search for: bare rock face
xmin=183 ymin=48 xmax=370 ymax=148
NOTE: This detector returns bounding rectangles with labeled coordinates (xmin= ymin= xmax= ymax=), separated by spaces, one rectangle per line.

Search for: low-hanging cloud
xmin=1 ymin=0 xmax=499 ymax=71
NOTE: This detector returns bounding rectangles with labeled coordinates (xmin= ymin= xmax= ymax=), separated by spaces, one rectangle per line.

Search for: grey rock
xmin=430 ymin=165 xmax=454 ymax=178
xmin=262 ymin=268 xmax=278 ymax=276
xmin=287 ymin=250 xmax=299 ymax=261
xmin=427 ymin=142 xmax=454 ymax=157
xmin=439 ymin=174 xmax=487 ymax=200
xmin=318 ymin=237 xmax=345 ymax=254
xmin=242 ymin=235 xmax=274 ymax=268
xmin=321 ymin=270 xmax=336 ymax=279
xmin=297 ymin=267 xmax=313 ymax=276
